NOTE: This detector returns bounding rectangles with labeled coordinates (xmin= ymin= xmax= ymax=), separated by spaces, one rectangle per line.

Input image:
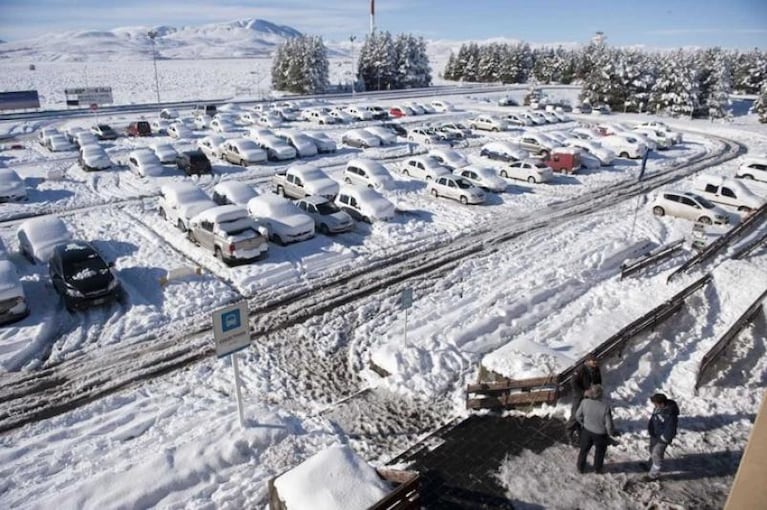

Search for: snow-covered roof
xmin=213 ymin=181 xmax=257 ymax=203
xmin=274 ymin=445 xmax=390 ymax=510
xmin=191 ymin=205 xmax=248 ymax=224
xmin=19 ymin=216 xmax=71 ymax=245
xmin=0 ymin=260 xmax=24 ymax=300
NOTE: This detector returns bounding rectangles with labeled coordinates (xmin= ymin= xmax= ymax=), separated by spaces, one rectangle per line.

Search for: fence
xmin=620 ymin=239 xmax=685 ymax=279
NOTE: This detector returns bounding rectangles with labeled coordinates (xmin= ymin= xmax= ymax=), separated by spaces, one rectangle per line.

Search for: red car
xmin=545 ymin=148 xmax=581 ymax=174
xmin=389 ymin=107 xmax=407 ymax=118
xmin=126 ymin=121 xmax=151 ymax=137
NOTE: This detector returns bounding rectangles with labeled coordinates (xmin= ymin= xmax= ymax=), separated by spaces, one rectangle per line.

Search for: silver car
xmin=296 ymin=195 xmax=354 ymax=234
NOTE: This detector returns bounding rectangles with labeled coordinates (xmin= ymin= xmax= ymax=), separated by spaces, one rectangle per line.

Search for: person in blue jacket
xmin=646 ymin=393 xmax=679 ymax=480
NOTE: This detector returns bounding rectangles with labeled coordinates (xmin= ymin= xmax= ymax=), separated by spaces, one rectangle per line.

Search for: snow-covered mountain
xmin=0 ymin=18 xmax=303 ymax=61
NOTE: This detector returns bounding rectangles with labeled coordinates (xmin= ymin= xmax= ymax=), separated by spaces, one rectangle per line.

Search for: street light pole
xmin=349 ymin=35 xmax=356 ymax=96
xmin=148 ymin=30 xmax=161 ymax=104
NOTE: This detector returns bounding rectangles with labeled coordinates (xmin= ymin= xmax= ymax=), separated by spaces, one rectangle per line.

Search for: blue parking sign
xmin=221 ymin=309 xmax=241 ymax=332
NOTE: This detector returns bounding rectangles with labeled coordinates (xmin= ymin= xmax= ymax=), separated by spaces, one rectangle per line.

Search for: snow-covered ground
xmin=1 ymin=60 xmax=766 ymax=509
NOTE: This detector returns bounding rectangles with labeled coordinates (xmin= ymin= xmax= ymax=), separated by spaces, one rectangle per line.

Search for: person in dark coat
xmin=646 ymin=393 xmax=679 ymax=479
xmin=575 ymin=384 xmax=616 ymax=474
xmin=566 ymin=355 xmax=602 ymax=442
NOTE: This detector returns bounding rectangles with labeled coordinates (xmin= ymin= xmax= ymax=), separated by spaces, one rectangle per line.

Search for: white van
xmin=693 ymin=175 xmax=765 ymax=212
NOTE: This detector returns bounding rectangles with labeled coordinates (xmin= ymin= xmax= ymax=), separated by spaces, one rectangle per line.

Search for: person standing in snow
xmin=566 ymin=355 xmax=602 ymax=442
xmin=575 ymin=384 xmax=616 ymax=474
xmin=645 ymin=393 xmax=679 ymax=480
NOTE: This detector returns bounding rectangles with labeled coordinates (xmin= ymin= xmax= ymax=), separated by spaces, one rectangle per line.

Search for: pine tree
xmin=443 ymin=51 xmax=457 ymax=80
xmin=271 ymin=35 xmax=329 ymax=94
xmin=358 ymin=32 xmax=430 ymax=91
xmin=649 ymin=50 xmax=700 ymax=117
xmin=707 ymin=52 xmax=733 ymax=120
xmin=753 ymin=82 xmax=767 ymax=123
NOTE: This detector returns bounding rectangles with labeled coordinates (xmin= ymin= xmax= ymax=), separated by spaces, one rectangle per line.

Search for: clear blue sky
xmin=1 ymin=0 xmax=766 ymax=49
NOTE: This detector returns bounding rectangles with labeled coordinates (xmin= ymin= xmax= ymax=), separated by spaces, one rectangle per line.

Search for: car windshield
xmin=62 ymin=247 xmax=108 ymax=278
xmin=534 ymin=162 xmax=549 ymax=169
xmin=238 ymin=140 xmax=258 ymax=150
xmin=693 ymin=195 xmax=716 ymax=209
xmin=456 ymin=179 xmax=473 ymax=189
xmin=315 ymin=201 xmax=340 ymax=214
xmin=97 ymin=125 xmax=111 ymax=131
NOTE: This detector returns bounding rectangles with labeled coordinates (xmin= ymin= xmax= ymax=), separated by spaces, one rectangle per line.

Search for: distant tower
xmin=370 ymin=0 xmax=376 ymax=35
xmin=592 ymin=31 xmax=606 ymax=45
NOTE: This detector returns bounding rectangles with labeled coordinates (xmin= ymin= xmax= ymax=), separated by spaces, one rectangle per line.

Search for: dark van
xmin=194 ymin=104 xmax=217 ymax=118
xmin=176 ymin=150 xmax=212 ymax=176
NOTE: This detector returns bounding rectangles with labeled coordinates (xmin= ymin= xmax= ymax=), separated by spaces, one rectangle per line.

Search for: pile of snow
xmin=273 ymin=444 xmax=391 ymax=510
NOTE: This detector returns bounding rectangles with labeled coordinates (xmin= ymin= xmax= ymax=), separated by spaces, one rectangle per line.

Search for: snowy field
xmin=1 ymin=59 xmax=766 ymax=510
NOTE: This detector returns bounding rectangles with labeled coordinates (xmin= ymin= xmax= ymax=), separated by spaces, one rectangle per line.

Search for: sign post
xmin=212 ymin=301 xmax=251 ymax=428
xmin=400 ymin=288 xmax=413 ymax=345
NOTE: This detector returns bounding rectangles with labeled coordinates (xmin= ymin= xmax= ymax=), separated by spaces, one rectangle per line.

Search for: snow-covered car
xmin=469 ymin=115 xmax=508 ymax=132
xmin=249 ymin=129 xmax=297 ymax=160
xmin=47 ymin=134 xmax=75 ymax=152
xmin=516 ymin=132 xmax=562 ymax=157
xmin=693 ymin=175 xmax=765 ymax=212
xmin=454 ymin=166 xmax=507 ymax=193
xmin=296 ymin=195 xmax=355 ymax=235
xmin=64 ymin=125 xmax=86 ymax=143
xmin=521 ymin=111 xmax=546 ymax=126
xmin=550 ymin=111 xmax=571 ymax=122
xmin=127 ymin=149 xmax=164 ymax=177
xmin=210 ymin=118 xmax=238 ymax=133
xmin=428 ymin=148 xmax=469 ymax=170
xmin=149 ymin=143 xmax=178 ymax=165
xmin=301 ymin=109 xmax=337 ymax=125
xmin=335 ymin=186 xmax=396 ymax=223
xmin=275 ymin=132 xmax=318 ymax=158
xmin=212 ymin=181 xmax=258 ymax=206
xmin=637 ymin=121 xmax=683 ymax=144
xmin=159 ymin=182 xmax=216 ymax=232
xmin=343 ymin=159 xmax=394 ymax=190
xmin=79 ymin=144 xmax=112 ymax=171
xmin=399 ymin=156 xmax=452 ymax=181
xmin=187 ymin=205 xmax=268 ymax=264
xmin=150 ymin=119 xmax=170 ymax=135
xmin=304 ymin=132 xmax=337 ymax=153
xmin=633 ymin=127 xmax=673 ymax=150
xmin=363 ymin=104 xmax=390 ymax=120
xmin=197 ymin=135 xmax=226 ymax=160
xmin=407 ymin=128 xmax=441 ymax=146
xmin=563 ymin=138 xmax=616 ymax=166
xmin=239 ymin=111 xmax=259 ymax=124
xmin=363 ymin=126 xmax=397 ymax=145
xmin=75 ymin=131 xmax=99 ymax=147
xmin=0 ymin=260 xmax=28 ymax=325
xmin=504 ymin=113 xmax=532 ymax=127
xmin=736 ymin=157 xmax=767 ymax=183
xmin=176 ymin=150 xmax=212 ymax=176
xmin=0 ymin=169 xmax=27 ymax=202
xmin=193 ymin=116 xmax=209 ymax=130
xmin=427 ymin=175 xmax=486 ymax=205
xmin=600 ymin=134 xmax=647 ymax=159
xmin=342 ymin=129 xmax=381 ymax=149
xmin=246 ymin=194 xmax=315 ymax=245
xmin=274 ymin=106 xmax=300 ymax=122
xmin=273 ymin=164 xmax=339 ymax=200
xmin=480 ymin=141 xmax=529 ymax=163
xmin=389 ymin=105 xmax=414 ymax=118
xmin=160 ymin=108 xmax=179 ymax=120
xmin=329 ymin=108 xmax=354 ymax=123
xmin=344 ymin=105 xmax=374 ymax=121
xmin=220 ymin=138 xmax=268 ymax=166
xmin=439 ymin=122 xmax=472 ymax=139
xmin=431 ymin=100 xmax=454 ymax=112
xmin=17 ymin=216 xmax=72 ymax=264
xmin=570 ymin=127 xmax=601 ymax=140
xmin=38 ymin=127 xmax=60 ymax=146
xmin=168 ymin=123 xmax=194 ymax=139
xmin=499 ymin=159 xmax=554 ymax=184
xmin=90 ymin=124 xmax=118 ymax=141
xmin=651 ymin=191 xmax=730 ymax=225
xmin=539 ymin=111 xmax=560 ymax=123
xmin=49 ymin=241 xmax=122 ymax=312
xmin=255 ymin=112 xmax=283 ymax=129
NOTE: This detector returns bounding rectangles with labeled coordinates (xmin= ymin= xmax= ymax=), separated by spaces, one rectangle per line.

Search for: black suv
xmin=176 ymin=150 xmax=212 ymax=176
xmin=49 ymin=241 xmax=122 ymax=311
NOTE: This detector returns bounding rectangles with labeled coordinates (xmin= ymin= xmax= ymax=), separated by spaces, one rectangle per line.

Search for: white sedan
xmin=128 ymin=149 xmax=164 ymax=177
xmin=79 ymin=144 xmax=112 ymax=171
xmin=454 ymin=166 xmax=507 ymax=193
xmin=563 ymin=138 xmax=616 ymax=166
xmin=407 ymin=128 xmax=441 ymax=146
xmin=427 ymin=175 xmax=485 ymax=204
xmin=168 ymin=123 xmax=194 ymax=139
xmin=428 ymin=148 xmax=469 ymax=170
xmin=651 ymin=191 xmax=730 ymax=225
xmin=149 ymin=143 xmax=179 ymax=164
xmin=342 ymin=129 xmax=381 ymax=149
xmin=0 ymin=168 xmax=27 ymax=202
xmin=17 ymin=216 xmax=73 ymax=263
xmin=210 ymin=118 xmax=237 ymax=133
xmin=499 ymin=159 xmax=554 ymax=184
xmin=363 ymin=126 xmax=397 ymax=145
xmin=400 ymin=156 xmax=451 ymax=181
xmin=197 ymin=135 xmax=226 ymax=159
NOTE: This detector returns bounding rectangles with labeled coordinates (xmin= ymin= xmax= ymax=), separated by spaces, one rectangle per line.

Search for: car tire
xmin=738 ymin=206 xmax=752 ymax=213
xmin=272 ymin=234 xmax=285 ymax=246
xmin=431 ymin=189 xmax=439 ymax=198
xmin=742 ymin=174 xmax=754 ymax=180
xmin=344 ymin=177 xmax=352 ymax=184
xmin=699 ymin=217 xmax=712 ymax=225
xmin=500 ymin=170 xmax=508 ymax=178
xmin=402 ymin=169 xmax=410 ymax=176
xmin=215 ymin=247 xmax=224 ymax=261
xmin=240 ymin=159 xmax=247 ymax=167
xmin=527 ymin=176 xmax=536 ymax=184
xmin=177 ymin=219 xmax=186 ymax=232
xmin=652 ymin=206 xmax=665 ymax=217
xmin=159 ymin=208 xmax=166 ymax=220
xmin=460 ymin=195 xmax=468 ymax=205
xmin=493 ymin=127 xmax=499 ymax=132
xmin=620 ymin=152 xmax=629 ymax=159
xmin=426 ymin=176 xmax=432 ymax=181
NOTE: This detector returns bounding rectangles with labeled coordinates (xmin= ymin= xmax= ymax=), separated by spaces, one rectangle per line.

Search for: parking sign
xmin=212 ymin=301 xmax=250 ymax=357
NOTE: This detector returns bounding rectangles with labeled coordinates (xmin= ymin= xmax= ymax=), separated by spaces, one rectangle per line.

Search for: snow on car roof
xmin=19 ymin=216 xmax=71 ymax=243
xmin=214 ymin=181 xmax=257 ymax=199
xmin=247 ymin=194 xmax=296 ymax=215
xmin=350 ymin=158 xmax=388 ymax=174
xmin=160 ymin=182 xmax=205 ymax=198
xmin=191 ymin=204 xmax=248 ymax=224
xmin=0 ymin=168 xmax=23 ymax=184
xmin=290 ymin=165 xmax=326 ymax=180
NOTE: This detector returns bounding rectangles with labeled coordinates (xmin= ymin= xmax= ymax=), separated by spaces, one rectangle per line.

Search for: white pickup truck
xmin=187 ymin=205 xmax=268 ymax=264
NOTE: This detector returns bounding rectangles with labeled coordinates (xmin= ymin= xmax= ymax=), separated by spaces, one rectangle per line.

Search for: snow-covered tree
xmin=358 ymin=32 xmax=430 ymax=91
xmin=706 ymin=51 xmax=733 ymax=120
xmin=753 ymin=82 xmax=767 ymax=123
xmin=271 ymin=35 xmax=329 ymax=94
xmin=734 ymin=49 xmax=767 ymax=94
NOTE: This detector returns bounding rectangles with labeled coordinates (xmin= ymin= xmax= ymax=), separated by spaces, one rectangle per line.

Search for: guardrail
xmin=620 ymin=239 xmax=685 ymax=279
xmin=667 ymin=203 xmax=767 ymax=283
xmin=695 ymin=289 xmax=767 ymax=391
xmin=732 ymin=229 xmax=767 ymax=260
xmin=467 ymin=274 xmax=712 ymax=410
